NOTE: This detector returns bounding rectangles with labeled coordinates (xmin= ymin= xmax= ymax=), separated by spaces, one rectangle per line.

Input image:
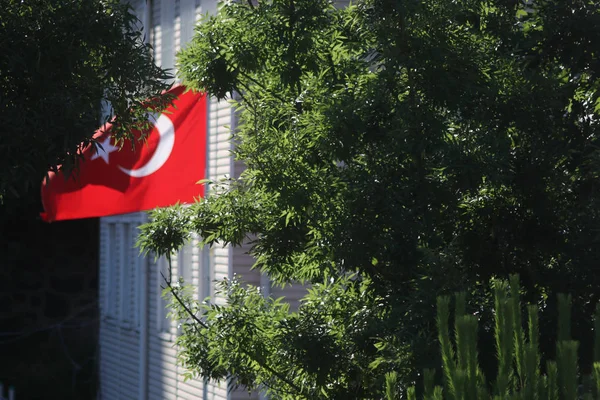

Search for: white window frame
xmin=102 ymin=213 xmax=145 ymax=329
xmin=104 ymin=223 xmax=118 ymax=319
xmin=119 ymin=223 xmax=131 ymax=325
xmin=178 ymin=238 xmax=194 ymax=287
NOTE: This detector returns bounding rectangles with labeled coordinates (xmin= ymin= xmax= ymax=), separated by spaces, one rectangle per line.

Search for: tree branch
xmin=159 ymin=272 xmax=306 ymax=396
xmin=161 ymin=271 xmax=208 ymax=329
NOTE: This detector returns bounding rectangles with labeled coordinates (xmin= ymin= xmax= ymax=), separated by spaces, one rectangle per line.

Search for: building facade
xmin=98 ymin=1 xmax=306 ymax=399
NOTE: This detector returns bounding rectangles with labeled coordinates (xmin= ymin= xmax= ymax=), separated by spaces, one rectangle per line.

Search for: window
xmin=150 ymin=0 xmax=161 ymax=66
xmin=174 ymin=0 xmax=181 ymax=54
xmin=105 ymin=224 xmax=118 ymax=318
xmin=102 ymin=217 xmax=143 ymax=328
xmin=200 ymin=245 xmax=212 ymax=303
xmin=177 ymin=234 xmax=211 ymax=302
xmin=155 ymin=236 xmax=211 ymax=336
xmin=195 ymin=0 xmax=202 ymax=22
xmin=178 ymin=239 xmax=193 ymax=286
xmin=119 ymin=223 xmax=140 ymax=327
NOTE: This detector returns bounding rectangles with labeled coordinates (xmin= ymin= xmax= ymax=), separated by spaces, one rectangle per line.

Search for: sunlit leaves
xmin=145 ymin=0 xmax=600 ymax=397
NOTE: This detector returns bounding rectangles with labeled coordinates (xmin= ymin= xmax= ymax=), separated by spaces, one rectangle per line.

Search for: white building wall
xmin=149 ymin=1 xmax=233 ymax=399
xmin=99 ymin=213 xmax=146 ymax=400
xmin=208 ymin=96 xmax=234 ymax=307
xmin=98 ymin=0 xmax=335 ymax=398
xmin=99 ymin=0 xmax=228 ymax=399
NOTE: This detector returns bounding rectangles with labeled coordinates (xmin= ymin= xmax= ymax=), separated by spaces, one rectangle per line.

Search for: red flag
xmin=41 ymin=86 xmax=206 ymax=222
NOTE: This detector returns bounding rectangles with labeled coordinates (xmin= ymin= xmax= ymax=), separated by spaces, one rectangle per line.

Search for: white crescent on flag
xmin=118 ymin=114 xmax=175 ymax=178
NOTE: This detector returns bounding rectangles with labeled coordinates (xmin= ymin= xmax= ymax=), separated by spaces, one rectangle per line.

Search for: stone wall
xmin=0 ymin=199 xmax=99 ymax=399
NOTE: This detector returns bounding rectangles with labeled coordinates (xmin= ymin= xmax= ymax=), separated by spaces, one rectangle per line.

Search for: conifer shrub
xmin=392 ymin=275 xmax=600 ymax=400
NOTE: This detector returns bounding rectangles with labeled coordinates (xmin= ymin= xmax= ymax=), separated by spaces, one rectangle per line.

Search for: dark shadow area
xmin=0 ymin=196 xmax=99 ymax=399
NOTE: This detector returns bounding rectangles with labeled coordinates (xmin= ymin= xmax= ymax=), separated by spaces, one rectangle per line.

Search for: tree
xmin=0 ymin=0 xmax=172 ymax=201
xmin=140 ymin=0 xmax=600 ymax=398
xmin=406 ymin=276 xmax=600 ymax=400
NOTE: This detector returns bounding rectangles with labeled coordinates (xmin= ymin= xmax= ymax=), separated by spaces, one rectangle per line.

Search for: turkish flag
xmin=41 ymin=86 xmax=206 ymax=222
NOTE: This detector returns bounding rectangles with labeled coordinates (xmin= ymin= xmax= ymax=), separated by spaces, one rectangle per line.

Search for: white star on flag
xmin=91 ymin=136 xmax=119 ymax=164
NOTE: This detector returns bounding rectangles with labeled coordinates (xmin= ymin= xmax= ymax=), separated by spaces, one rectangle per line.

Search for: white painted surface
xmin=99 ymin=213 xmax=146 ymax=400
xmin=98 ymin=0 xmax=318 ymax=398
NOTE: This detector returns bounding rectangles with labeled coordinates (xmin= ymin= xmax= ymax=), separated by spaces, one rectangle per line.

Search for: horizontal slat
xmin=115 ymin=370 xmax=139 ymax=387
xmin=149 ymin=344 xmax=179 ymax=359
xmin=207 ymin=382 xmax=228 ymax=398
xmin=148 ymin=371 xmax=179 ymax=389
xmin=149 ymin=363 xmax=179 ymax=380
xmin=214 ymin=105 xmax=231 ymax=118
xmin=180 ymin=376 xmax=204 ymax=391
xmin=149 ymin=381 xmax=178 ymax=400
xmin=148 ymin=374 xmax=179 ymax=393
xmin=177 ymin=383 xmax=205 ymax=399
xmin=210 ymin=150 xmax=232 ymax=163
xmin=209 ymin=134 xmax=231 ymax=145
xmin=214 ymin=247 xmax=229 ymax=256
xmin=103 ymin=346 xmax=140 ymax=361
xmin=100 ymin=335 xmax=138 ymax=351
xmin=271 ymin=282 xmax=310 ymax=311
xmin=117 ymin=379 xmax=139 ymax=395
xmin=100 ymin=358 xmax=139 ymax=385
xmin=231 ymin=389 xmax=259 ymax=400
xmin=100 ymin=363 xmax=121 ymax=380
xmin=98 ymin=383 xmax=119 ymax=400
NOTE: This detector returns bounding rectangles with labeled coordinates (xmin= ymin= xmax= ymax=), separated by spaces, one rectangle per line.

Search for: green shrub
xmin=395 ymin=275 xmax=600 ymax=400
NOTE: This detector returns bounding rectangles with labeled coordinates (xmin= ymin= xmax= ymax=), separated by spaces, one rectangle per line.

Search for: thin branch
xmin=161 ymin=271 xmax=208 ymax=329
xmin=167 ymin=255 xmax=173 ymax=284
xmin=159 ymin=272 xmax=305 ymax=396
xmin=249 ymin=352 xmax=305 ymax=395
xmin=234 ymin=81 xmax=257 ymax=111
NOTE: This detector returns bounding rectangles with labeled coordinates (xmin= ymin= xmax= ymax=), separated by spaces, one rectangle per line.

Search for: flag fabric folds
xmin=41 ymin=86 xmax=206 ymax=222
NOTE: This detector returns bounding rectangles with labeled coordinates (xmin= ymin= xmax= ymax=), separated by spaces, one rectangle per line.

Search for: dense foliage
xmin=0 ymin=0 xmax=172 ymax=200
xmin=402 ymin=276 xmax=600 ymax=400
xmin=139 ymin=0 xmax=600 ymax=398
